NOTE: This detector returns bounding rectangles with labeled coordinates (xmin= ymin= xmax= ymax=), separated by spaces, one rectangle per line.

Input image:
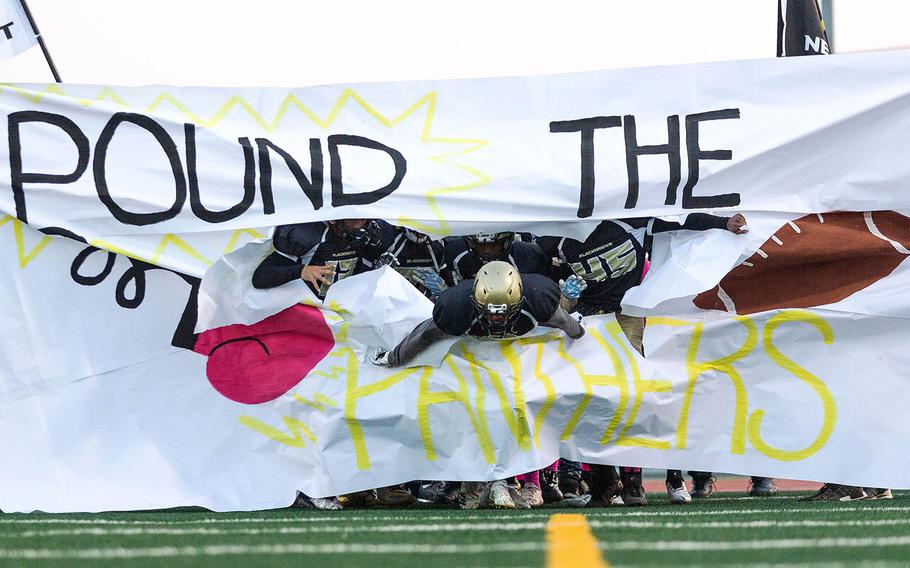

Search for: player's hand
xmin=570 ymin=312 xmax=586 ymax=339
xmin=301 ymin=264 xmax=335 ymax=288
xmin=413 ymin=267 xmax=447 ymax=299
xmin=560 ymin=275 xmax=588 ymax=300
xmin=726 ymin=214 xmax=748 ymax=234
xmin=369 ymin=347 xmax=391 ymax=366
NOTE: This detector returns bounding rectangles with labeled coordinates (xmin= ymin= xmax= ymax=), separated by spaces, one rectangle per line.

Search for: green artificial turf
xmin=1 ymin=491 xmax=908 ymax=568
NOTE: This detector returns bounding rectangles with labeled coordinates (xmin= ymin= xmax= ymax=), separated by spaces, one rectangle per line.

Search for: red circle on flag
xmin=193 ymin=305 xmax=335 ymax=404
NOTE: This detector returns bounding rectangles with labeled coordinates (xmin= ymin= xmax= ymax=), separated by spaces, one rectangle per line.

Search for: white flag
xmin=0 ymin=0 xmax=36 ymax=62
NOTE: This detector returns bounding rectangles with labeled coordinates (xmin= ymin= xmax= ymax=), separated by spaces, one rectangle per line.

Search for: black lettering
xmin=682 ymin=109 xmax=741 ymax=209
xmin=0 ymin=22 xmax=13 ymax=40
xmin=94 ymin=112 xmax=186 ymax=226
xmin=8 ymin=111 xmax=90 ymax=224
xmin=184 ymin=123 xmax=255 ymax=223
xmin=255 ymin=137 xmax=323 ymax=214
xmin=328 ymin=134 xmax=406 ymax=206
xmin=549 ymin=116 xmax=622 ymax=218
xmin=623 ymin=115 xmax=681 ymax=208
xmin=70 ymin=246 xmax=116 ymax=286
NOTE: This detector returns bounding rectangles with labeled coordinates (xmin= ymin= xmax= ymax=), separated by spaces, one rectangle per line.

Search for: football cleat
xmin=376 ymin=485 xmax=417 ymax=507
xmin=747 ymin=477 xmax=779 ymax=497
xmin=519 ymin=483 xmax=544 ymax=508
xmin=621 ymin=472 xmax=648 ymax=507
xmin=799 ymin=484 xmax=867 ymax=502
xmin=690 ymin=473 xmax=717 ymax=498
xmin=490 ymin=480 xmax=517 ymax=509
xmin=292 ymin=491 xmax=342 ymax=510
xmin=666 ymin=470 xmax=692 ymax=505
xmin=864 ymin=488 xmax=893 ymax=500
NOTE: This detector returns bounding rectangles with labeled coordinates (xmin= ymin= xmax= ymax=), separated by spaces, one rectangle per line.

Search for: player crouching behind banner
xmin=371 ymin=261 xmax=584 ymax=508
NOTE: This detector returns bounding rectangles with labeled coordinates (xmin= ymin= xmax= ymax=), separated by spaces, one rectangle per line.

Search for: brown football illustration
xmin=694 ymin=211 xmax=910 ymax=315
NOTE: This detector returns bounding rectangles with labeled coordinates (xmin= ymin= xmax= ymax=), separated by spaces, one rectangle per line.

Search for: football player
xmin=445 ymin=231 xmax=550 ymax=282
xmin=539 ymin=212 xmax=748 ymax=507
xmin=252 ymin=218 xmax=395 ymax=299
xmin=379 ymin=226 xmax=454 ymax=300
xmin=371 ymin=260 xmax=584 ymax=368
xmin=371 ymin=261 xmax=584 ymax=510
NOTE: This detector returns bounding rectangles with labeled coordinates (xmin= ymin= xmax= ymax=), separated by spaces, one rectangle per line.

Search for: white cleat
xmin=490 ymin=480 xmax=517 ymax=509
xmin=666 ymin=480 xmax=693 ymax=505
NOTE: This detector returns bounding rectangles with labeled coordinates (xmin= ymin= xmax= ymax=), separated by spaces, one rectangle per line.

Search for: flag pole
xmin=17 ymin=0 xmax=60 ymax=83
xmin=820 ymin=0 xmax=834 ymax=53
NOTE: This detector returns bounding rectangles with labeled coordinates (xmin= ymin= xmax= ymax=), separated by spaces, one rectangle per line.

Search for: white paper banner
xmin=4 ymin=50 xmax=910 ymax=512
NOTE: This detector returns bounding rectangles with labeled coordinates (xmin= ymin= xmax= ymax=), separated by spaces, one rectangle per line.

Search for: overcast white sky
xmin=0 ymin=0 xmax=907 ymax=86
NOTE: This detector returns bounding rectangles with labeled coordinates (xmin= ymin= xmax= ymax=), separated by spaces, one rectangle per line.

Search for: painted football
xmin=694 ymin=211 xmax=910 ymax=315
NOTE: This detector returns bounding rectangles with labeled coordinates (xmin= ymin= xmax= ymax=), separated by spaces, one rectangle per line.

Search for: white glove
xmin=369 ymin=347 xmax=391 ymax=366
xmin=378 ymin=252 xmax=400 ymax=268
xmin=569 ymin=312 xmax=586 ymax=340
xmin=560 ymin=275 xmax=588 ymax=300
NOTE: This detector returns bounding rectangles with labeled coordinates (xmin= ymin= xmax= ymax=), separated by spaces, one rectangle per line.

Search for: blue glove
xmin=560 ymin=275 xmax=588 ymax=300
xmin=413 ymin=267 xmax=447 ymax=299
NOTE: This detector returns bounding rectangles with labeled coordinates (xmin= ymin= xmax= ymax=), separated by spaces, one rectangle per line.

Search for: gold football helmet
xmin=473 ymin=260 xmax=523 ymax=337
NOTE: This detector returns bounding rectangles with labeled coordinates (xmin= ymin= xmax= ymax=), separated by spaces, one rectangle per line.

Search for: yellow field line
xmin=546 ymin=513 xmax=609 ymax=568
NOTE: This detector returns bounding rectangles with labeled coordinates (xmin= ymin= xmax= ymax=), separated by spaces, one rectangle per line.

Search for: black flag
xmin=778 ymin=0 xmax=829 ymax=56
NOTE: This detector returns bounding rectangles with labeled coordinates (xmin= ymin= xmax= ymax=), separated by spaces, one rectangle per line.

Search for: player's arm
xmin=252 ymin=223 xmax=331 ymax=289
xmin=378 ymin=318 xmax=451 ymax=367
xmin=649 ymin=213 xmax=747 ymax=235
xmin=542 ymin=306 xmax=585 ymax=340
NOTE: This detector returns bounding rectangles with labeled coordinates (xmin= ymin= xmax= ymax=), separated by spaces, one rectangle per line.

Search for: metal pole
xmin=820 ymin=0 xmax=835 ymax=53
xmin=18 ymin=0 xmax=61 ymax=83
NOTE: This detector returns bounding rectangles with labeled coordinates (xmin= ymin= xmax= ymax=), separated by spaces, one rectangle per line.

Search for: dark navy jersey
xmin=252 ymin=220 xmax=396 ymax=298
xmin=444 ymin=237 xmax=550 ymax=282
xmin=539 ymin=214 xmax=729 ymax=314
xmin=432 ymin=274 xmax=561 ymax=337
xmin=384 ymin=229 xmax=453 ymax=289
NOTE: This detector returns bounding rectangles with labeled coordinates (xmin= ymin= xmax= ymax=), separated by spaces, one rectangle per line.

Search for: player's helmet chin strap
xmin=477 ymin=301 xmax=523 ymax=338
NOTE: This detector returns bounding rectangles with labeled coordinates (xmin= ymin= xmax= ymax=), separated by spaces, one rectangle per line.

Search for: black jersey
xmin=432 ymin=274 xmax=560 ymax=338
xmin=252 ymin=220 xmax=396 ymax=298
xmin=384 ymin=229 xmax=453 ymax=290
xmin=444 ymin=237 xmax=550 ymax=282
xmin=540 ymin=214 xmax=729 ymax=315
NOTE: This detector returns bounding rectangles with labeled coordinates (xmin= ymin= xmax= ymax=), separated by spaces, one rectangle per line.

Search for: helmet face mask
xmin=466 ymin=232 xmax=514 ymax=262
xmin=331 ymin=219 xmax=379 ymax=246
xmin=473 ymin=260 xmax=523 ymax=338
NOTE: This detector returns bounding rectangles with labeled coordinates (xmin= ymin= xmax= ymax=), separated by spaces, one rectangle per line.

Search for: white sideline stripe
xmin=631 ymin=562 xmax=905 ymax=568
xmin=7 ymin=517 xmax=910 ymax=539
xmin=4 ymin=535 xmax=910 ymax=560
xmin=3 ymin=505 xmax=910 ymax=525
xmin=0 ymin=542 xmax=544 ymax=560
xmin=606 ymin=535 xmax=910 ymax=551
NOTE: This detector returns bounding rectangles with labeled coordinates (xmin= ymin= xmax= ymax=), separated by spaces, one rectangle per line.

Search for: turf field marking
xmin=7 ymin=516 xmax=910 ymax=539
xmin=546 ymin=514 xmax=609 ymax=568
xmin=0 ymin=542 xmax=546 ymax=560
xmin=4 ymin=534 xmax=910 ymax=561
xmin=605 ymin=535 xmax=910 ymax=551
xmin=703 ymin=562 xmax=908 ymax=568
